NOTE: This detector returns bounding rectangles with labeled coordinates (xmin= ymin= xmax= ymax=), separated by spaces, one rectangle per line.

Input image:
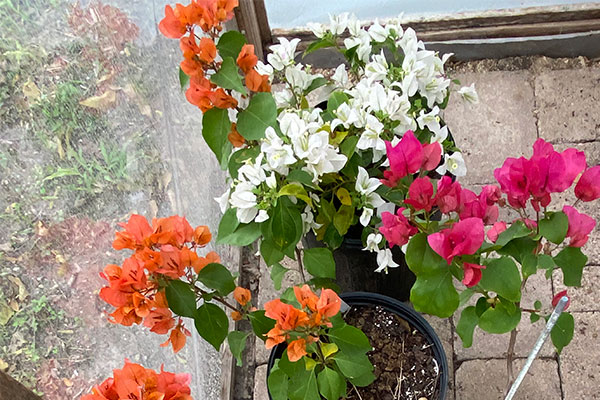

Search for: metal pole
xmin=504 ymin=296 xmax=569 ymax=400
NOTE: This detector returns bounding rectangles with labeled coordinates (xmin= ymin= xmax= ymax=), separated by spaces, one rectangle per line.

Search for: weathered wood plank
xmin=0 ymin=371 xmax=41 ymax=400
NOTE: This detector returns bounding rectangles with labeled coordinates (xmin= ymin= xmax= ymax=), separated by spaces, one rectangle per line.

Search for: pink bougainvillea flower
xmin=459 ymin=189 xmax=499 ymax=225
xmin=404 ymin=177 xmax=435 ymax=212
xmin=427 ymin=217 xmax=485 ymax=264
xmin=462 ymin=263 xmax=486 ymax=287
xmin=435 ymin=176 xmax=462 ymax=214
xmin=381 ymin=131 xmax=423 ymax=187
xmin=563 ymin=205 xmax=596 ymax=247
xmin=480 ymin=185 xmax=501 ymax=205
xmin=575 ymin=166 xmax=600 ymax=202
xmin=421 ymin=142 xmax=442 ymax=171
xmin=552 ymin=290 xmax=570 ymax=311
xmin=487 ymin=221 xmax=507 ymax=243
xmin=494 ymin=157 xmax=530 ymax=208
xmin=379 ymin=208 xmax=418 ymax=248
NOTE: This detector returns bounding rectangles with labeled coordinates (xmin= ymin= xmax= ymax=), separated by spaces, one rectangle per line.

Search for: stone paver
xmin=444 ymin=71 xmax=538 ymax=185
xmin=253 ymin=364 xmax=269 ymax=400
xmin=560 ymin=312 xmax=600 ymax=399
xmin=535 ymin=68 xmax=600 ymax=143
xmin=455 ymin=358 xmax=561 ymax=399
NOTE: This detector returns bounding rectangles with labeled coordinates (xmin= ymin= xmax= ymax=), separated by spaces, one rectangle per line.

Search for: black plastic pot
xmin=266 ymin=292 xmax=448 ymax=400
xmin=303 ymin=226 xmax=416 ymax=302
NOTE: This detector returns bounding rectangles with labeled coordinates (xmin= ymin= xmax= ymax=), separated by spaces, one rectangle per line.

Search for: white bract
xmin=267 ymin=37 xmax=300 ymax=71
xmin=458 ymin=83 xmax=479 ymax=104
xmin=437 ymin=152 xmax=467 ymax=177
xmin=363 ymin=233 xmax=382 ymax=252
xmin=375 ymin=248 xmax=399 ymax=273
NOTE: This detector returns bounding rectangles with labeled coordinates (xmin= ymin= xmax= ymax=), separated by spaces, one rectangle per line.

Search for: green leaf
xmin=267 ymin=363 xmax=289 ymax=400
xmin=333 ymin=204 xmax=354 ymax=236
xmin=497 ymin=237 xmax=538 ymax=264
xmin=478 ymin=300 xmax=521 ymax=334
xmin=289 ymin=367 xmax=320 ymax=400
xmin=305 ymin=77 xmax=328 ymax=94
xmin=406 ymin=233 xmax=459 ymax=317
xmin=539 ymin=211 xmax=569 ymax=245
xmin=317 ymin=367 xmax=347 ymax=400
xmin=530 ymin=313 xmax=541 ymax=323
xmin=179 ymin=67 xmax=189 ymax=90
xmin=210 ymin=57 xmax=247 ymax=95
xmin=340 ymin=136 xmax=359 ymax=158
xmin=327 ymin=91 xmax=349 ymax=113
xmin=248 ymin=310 xmax=275 ymax=340
xmin=279 ymin=183 xmax=312 ymax=206
xmin=197 ymin=263 xmax=236 ymax=296
xmin=304 ymin=37 xmax=336 ymax=55
xmin=165 ymin=280 xmax=197 ymax=318
xmin=271 ymin=199 xmax=303 ymax=252
xmin=202 ymin=107 xmax=232 ymax=168
xmin=456 ymin=306 xmax=479 ymax=348
xmin=332 ymin=352 xmax=374 ymax=383
xmin=554 ymin=247 xmax=587 ymax=287
xmin=270 ymin=263 xmax=288 ymax=290
xmin=551 ymin=312 xmax=574 ymax=354
xmin=459 ymin=288 xmax=476 ymax=307
xmin=475 ymin=296 xmax=490 ymax=317
xmin=521 ymin=254 xmax=538 ymax=279
xmin=261 ymin=238 xmax=285 ymax=267
xmin=237 ymin=92 xmax=277 ymax=140
xmin=227 ymin=331 xmax=250 ymax=366
xmin=329 ymin=324 xmax=372 ymax=354
xmin=217 ymin=209 xmax=261 ymax=246
xmin=336 ymin=188 xmax=352 ymax=206
xmin=195 ymin=303 xmax=229 ymax=351
xmin=303 ymin=248 xmax=336 ymax=280
xmin=217 ymin=31 xmax=247 ymax=60
xmin=479 ymin=257 xmax=522 ymax=302
xmin=228 ymin=146 xmax=260 ymax=179
xmin=495 ymin=220 xmax=531 ymax=247
xmin=288 ymin=169 xmax=319 ymax=190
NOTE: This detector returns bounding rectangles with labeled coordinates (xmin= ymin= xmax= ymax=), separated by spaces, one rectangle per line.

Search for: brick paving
xmin=248 ymin=60 xmax=600 ymax=399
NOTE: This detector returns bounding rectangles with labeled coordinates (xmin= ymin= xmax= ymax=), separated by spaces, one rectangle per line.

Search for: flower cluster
xmin=264 ymin=285 xmax=341 ymax=361
xmin=82 ymin=360 xmax=192 ymax=400
xmin=100 ymin=214 xmax=219 ymax=352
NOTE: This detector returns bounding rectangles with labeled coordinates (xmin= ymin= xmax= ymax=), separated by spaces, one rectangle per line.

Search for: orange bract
xmin=316 ymin=289 xmax=341 ymax=318
xmin=236 ymin=44 xmax=257 ymax=73
xmin=233 ymin=286 xmax=251 ymax=306
xmin=228 ymin=122 xmax=245 ymax=147
xmin=245 ymin=69 xmax=271 ymax=93
xmin=294 ymin=285 xmax=318 ymax=312
xmin=287 ymin=338 xmax=308 ymax=362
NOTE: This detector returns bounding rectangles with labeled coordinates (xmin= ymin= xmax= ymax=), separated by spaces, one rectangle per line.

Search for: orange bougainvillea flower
xmin=228 ymin=122 xmax=245 ymax=148
xmin=193 ymin=250 xmax=220 ymax=273
xmin=193 ymin=225 xmax=212 ymax=245
xmin=231 ymin=310 xmax=243 ymax=321
xmin=83 ymin=360 xmax=192 ymax=400
xmin=245 ymin=69 xmax=271 ymax=93
xmin=161 ymin=323 xmax=191 ymax=353
xmin=287 ymin=338 xmax=308 ymax=362
xmin=265 ymin=325 xmax=286 ymax=349
xmin=144 ymin=307 xmax=176 ymax=334
xmin=113 ymin=214 xmax=153 ymax=250
xmin=264 ymin=299 xmax=309 ymax=331
xmin=236 ymin=44 xmax=257 ymax=73
xmin=316 ymin=289 xmax=341 ymax=318
xmin=158 ymin=4 xmax=188 ymax=39
xmin=198 ymin=37 xmax=217 ymax=63
xmin=233 ymin=287 xmax=251 ymax=306
xmin=294 ymin=285 xmax=319 ymax=312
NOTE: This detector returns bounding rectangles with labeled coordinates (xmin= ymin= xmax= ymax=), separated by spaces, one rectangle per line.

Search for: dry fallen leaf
xmin=0 ymin=359 xmax=8 ymax=371
xmin=0 ymin=301 xmax=14 ymax=325
xmin=63 ymin=378 xmax=73 ymax=387
xmin=22 ymin=80 xmax=41 ymax=102
xmin=79 ymin=89 xmax=117 ymax=110
xmin=8 ymin=300 xmax=19 ymax=312
xmin=36 ymin=220 xmax=49 ymax=237
xmin=7 ymin=276 xmax=28 ymax=302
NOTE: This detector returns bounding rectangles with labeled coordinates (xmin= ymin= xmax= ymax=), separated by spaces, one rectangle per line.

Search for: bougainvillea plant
xmin=97 ymin=213 xmax=374 ymax=399
xmin=81 ymin=360 xmax=192 ymax=400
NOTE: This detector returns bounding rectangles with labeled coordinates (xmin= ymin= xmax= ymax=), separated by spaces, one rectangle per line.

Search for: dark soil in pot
xmin=344 ymin=305 xmax=441 ymax=400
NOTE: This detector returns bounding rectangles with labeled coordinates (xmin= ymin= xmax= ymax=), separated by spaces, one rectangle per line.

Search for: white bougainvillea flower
xmin=214 ymin=188 xmax=230 ymax=214
xmin=307 ymin=22 xmax=326 ymax=38
xmin=363 ymin=233 xmax=382 ymax=252
xmin=230 ymin=181 xmax=258 ymax=223
xmin=343 ymin=30 xmax=371 ymax=62
xmin=238 ymin=153 xmax=267 ymax=186
xmin=365 ymin=50 xmax=388 ymax=83
xmin=430 ymin=125 xmax=449 ymax=144
xmin=368 ymin=20 xmax=389 ymax=42
xmin=267 ymin=37 xmax=300 ymax=71
xmin=357 ymin=115 xmax=386 ymax=161
xmin=375 ymin=248 xmax=399 ymax=273
xmin=255 ymin=60 xmax=274 ymax=79
xmin=273 ymin=88 xmax=294 ymax=108
xmin=355 ymin=167 xmax=385 ymax=227
xmin=436 ymin=152 xmax=467 ymax=177
xmin=360 ymin=207 xmax=374 ymax=226
xmin=332 ymin=64 xmax=350 ymax=88
xmin=347 ymin=14 xmax=362 ymax=37
xmin=329 ymin=12 xmax=349 ymax=35
xmin=255 ymin=210 xmax=269 ymax=223
xmin=417 ymin=106 xmax=441 ymax=133
xmin=285 ymin=64 xmax=321 ymax=92
xmin=301 ymin=205 xmax=322 ymax=234
xmin=261 ymin=127 xmax=296 ymax=175
xmin=458 ymin=83 xmax=479 ymax=104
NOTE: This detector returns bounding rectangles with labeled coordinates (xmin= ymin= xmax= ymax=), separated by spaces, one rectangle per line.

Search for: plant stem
xmin=192 ymin=284 xmax=238 ymax=312
xmin=295 ymin=246 xmax=307 ymax=282
xmin=506 ymin=328 xmax=518 ymax=393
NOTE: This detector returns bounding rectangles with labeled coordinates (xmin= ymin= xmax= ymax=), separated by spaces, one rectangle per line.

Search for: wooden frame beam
xmin=1 ymin=371 xmax=41 ymax=400
xmin=269 ymin=3 xmax=600 ymax=49
xmin=234 ymin=0 xmax=272 ymax=60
